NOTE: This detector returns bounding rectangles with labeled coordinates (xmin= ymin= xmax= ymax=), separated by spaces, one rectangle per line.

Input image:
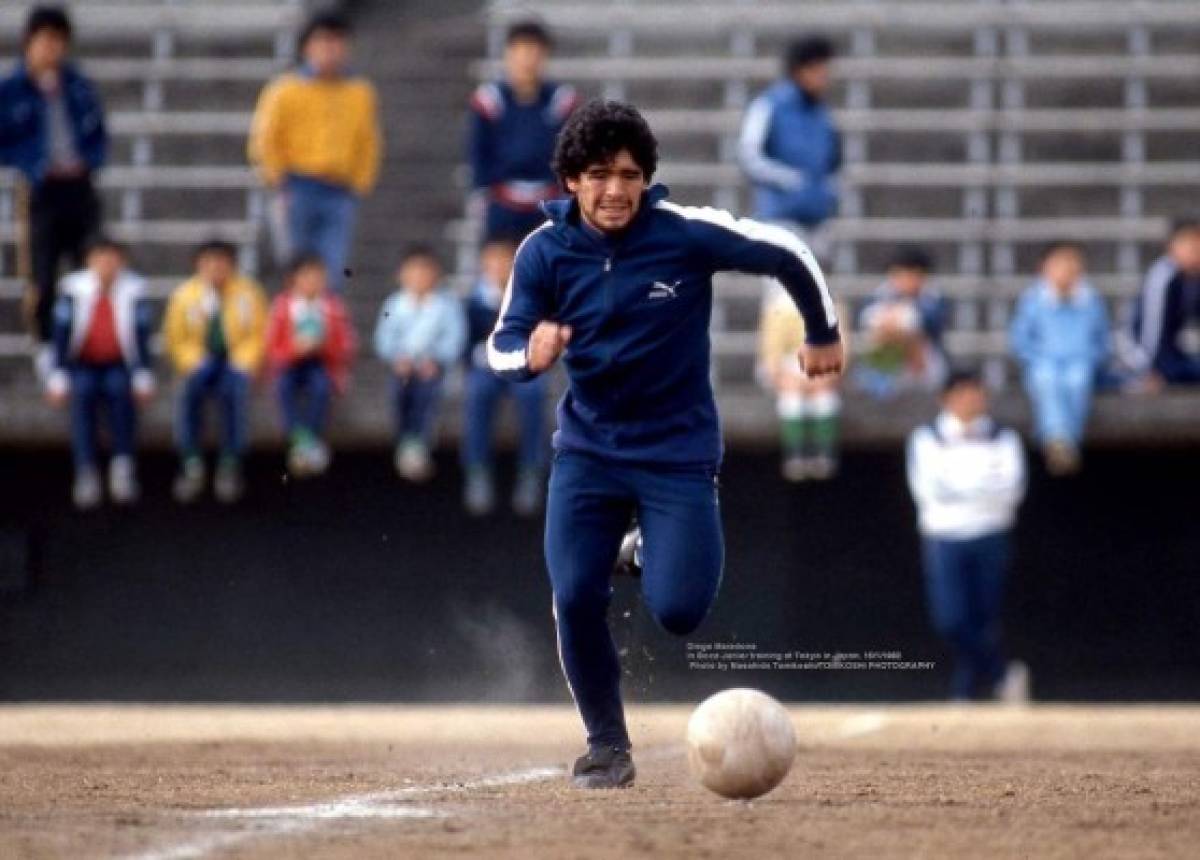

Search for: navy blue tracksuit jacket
xmin=487 ymin=184 xmax=840 ymax=466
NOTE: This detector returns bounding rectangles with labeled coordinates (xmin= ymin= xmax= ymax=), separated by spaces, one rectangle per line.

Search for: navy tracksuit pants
xmin=545 ymin=449 xmax=724 ymax=749
xmin=921 ymin=531 xmax=1010 ymax=699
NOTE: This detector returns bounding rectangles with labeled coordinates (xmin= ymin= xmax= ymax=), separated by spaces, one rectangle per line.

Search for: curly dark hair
xmin=551 ymin=99 xmax=659 ymax=190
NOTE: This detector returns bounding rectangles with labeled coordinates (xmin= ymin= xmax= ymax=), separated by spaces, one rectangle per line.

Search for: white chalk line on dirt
xmin=121 ymin=766 xmax=562 ymax=860
xmin=120 ymin=714 xmax=886 ymax=860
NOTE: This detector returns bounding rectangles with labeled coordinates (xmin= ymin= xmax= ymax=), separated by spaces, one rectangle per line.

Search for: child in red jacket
xmin=267 ymin=253 xmax=355 ymax=476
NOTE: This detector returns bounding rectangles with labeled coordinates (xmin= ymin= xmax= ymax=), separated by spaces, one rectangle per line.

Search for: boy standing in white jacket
xmin=906 ymin=369 xmax=1029 ymax=702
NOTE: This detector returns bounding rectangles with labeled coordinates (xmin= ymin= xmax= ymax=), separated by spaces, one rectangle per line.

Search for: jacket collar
xmin=542 ymin=183 xmax=671 ymax=246
xmin=1036 ymin=278 xmax=1093 ymax=307
xmin=936 ymin=411 xmax=994 ymax=441
xmin=13 ymin=59 xmax=79 ymax=89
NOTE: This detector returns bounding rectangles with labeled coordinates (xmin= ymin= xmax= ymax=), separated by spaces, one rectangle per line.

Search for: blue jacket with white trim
xmin=0 ymin=61 xmax=107 ymax=183
xmin=487 ymin=184 xmax=840 ymax=466
xmin=738 ymin=82 xmax=841 ymax=227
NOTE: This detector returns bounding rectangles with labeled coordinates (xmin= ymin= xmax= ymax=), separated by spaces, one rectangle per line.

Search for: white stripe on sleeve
xmin=656 ymin=201 xmax=837 ymax=329
xmin=486 ymin=222 xmax=553 ymax=373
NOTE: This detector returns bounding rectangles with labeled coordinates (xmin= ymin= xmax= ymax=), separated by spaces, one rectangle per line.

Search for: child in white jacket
xmin=374 ymin=246 xmax=466 ymax=481
xmin=906 ymin=369 xmax=1028 ymax=703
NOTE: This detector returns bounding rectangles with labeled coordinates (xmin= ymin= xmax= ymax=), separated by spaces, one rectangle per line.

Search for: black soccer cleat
xmin=571 ymin=745 xmax=636 ymax=789
xmin=613 ymin=525 xmax=643 ymax=579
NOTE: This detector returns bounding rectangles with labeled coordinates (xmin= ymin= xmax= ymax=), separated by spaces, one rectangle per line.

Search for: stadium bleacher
xmin=475 ymin=0 xmax=1200 ymax=411
xmin=2 ymin=0 xmax=1198 ymax=445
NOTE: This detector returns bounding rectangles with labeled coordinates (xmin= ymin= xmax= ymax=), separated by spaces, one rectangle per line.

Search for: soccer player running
xmin=488 ymin=100 xmax=843 ymax=789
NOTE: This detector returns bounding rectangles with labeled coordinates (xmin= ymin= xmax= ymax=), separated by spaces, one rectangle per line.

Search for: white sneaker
xmin=781 ymin=455 xmax=808 ymax=482
xmin=109 ymin=455 xmax=140 ymax=505
xmin=396 ymin=440 xmax=433 ymax=482
xmin=307 ymin=440 xmax=331 ymax=476
xmin=33 ymin=343 xmax=55 ymax=385
xmin=72 ymin=467 xmax=102 ymax=510
xmin=996 ymin=660 xmax=1031 ymax=705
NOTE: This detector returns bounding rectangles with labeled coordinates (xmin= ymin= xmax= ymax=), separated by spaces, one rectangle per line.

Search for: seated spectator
xmin=373 ymin=246 xmax=465 ymax=482
xmin=0 ymin=6 xmax=107 ymax=382
xmin=267 ymin=254 xmax=355 ymax=477
xmin=45 ymin=237 xmax=154 ymax=509
xmin=163 ymin=240 xmax=268 ymax=504
xmin=461 ymin=237 xmax=548 ymax=514
xmin=467 ymin=20 xmax=579 ymax=242
xmin=758 ymin=283 xmax=844 ymax=481
xmin=906 ymin=369 xmax=1028 ymax=702
xmin=1124 ymin=218 xmax=1200 ymax=389
xmin=1009 ymin=241 xmax=1109 ymax=475
xmin=856 ymin=246 xmax=947 ymax=398
xmin=247 ymin=10 xmax=381 ymax=288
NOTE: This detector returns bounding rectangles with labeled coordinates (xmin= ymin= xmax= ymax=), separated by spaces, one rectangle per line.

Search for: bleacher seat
xmin=473 ymin=0 xmax=1200 ymax=397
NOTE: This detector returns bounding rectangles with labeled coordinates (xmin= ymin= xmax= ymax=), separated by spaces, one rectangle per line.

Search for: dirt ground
xmin=0 ymin=704 xmax=1197 ymax=859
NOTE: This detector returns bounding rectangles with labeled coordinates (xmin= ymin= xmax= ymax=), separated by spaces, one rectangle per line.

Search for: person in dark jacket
xmin=0 ymin=6 xmax=107 ymax=379
xmin=738 ymin=36 xmax=841 ymax=246
xmin=466 ymin=20 xmax=580 ymax=242
xmin=1125 ymin=218 xmax=1200 ymax=388
xmin=461 ymin=236 xmax=548 ymax=516
xmin=489 ymin=99 xmax=843 ymax=790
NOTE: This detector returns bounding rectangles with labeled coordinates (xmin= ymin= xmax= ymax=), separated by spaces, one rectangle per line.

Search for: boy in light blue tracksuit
xmin=738 ymin=36 xmax=841 ymax=233
xmin=374 ymin=246 xmax=465 ymax=481
xmin=1009 ymin=241 xmax=1109 ymax=475
xmin=489 ymin=100 xmax=844 ymax=789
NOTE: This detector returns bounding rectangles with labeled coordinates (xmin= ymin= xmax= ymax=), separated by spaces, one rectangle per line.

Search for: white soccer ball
xmin=686 ymin=688 xmax=797 ymax=799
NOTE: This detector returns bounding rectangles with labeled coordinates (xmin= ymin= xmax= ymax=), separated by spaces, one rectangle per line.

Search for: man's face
xmin=292 ymin=264 xmax=327 ymax=299
xmin=888 ymin=266 xmax=927 ymax=298
xmin=504 ymin=38 xmax=547 ymax=90
xmin=398 ymin=256 xmax=441 ymax=297
xmin=793 ymin=60 xmax=831 ymax=99
xmin=196 ymin=252 xmax=235 ymax=288
xmin=88 ymin=248 xmax=124 ymax=286
xmin=566 ymin=149 xmax=647 ymax=234
xmin=25 ymin=29 xmax=68 ymax=75
xmin=303 ymin=30 xmax=349 ymax=77
xmin=1042 ymin=248 xmax=1085 ymax=293
xmin=944 ymin=383 xmax=988 ymax=424
xmin=1168 ymin=230 xmax=1200 ymax=275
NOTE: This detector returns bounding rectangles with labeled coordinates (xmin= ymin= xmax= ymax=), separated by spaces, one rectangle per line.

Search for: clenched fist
xmin=799 ymin=338 xmax=845 ymax=379
xmin=528 ymin=321 xmax=572 ymax=374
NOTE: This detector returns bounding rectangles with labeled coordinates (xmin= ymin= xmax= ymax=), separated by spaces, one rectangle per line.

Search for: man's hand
xmin=799 ymin=338 xmax=845 ymax=379
xmin=527 ymin=321 xmax=572 ymax=374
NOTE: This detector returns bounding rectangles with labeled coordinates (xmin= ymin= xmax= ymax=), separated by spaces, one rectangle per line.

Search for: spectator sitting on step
xmin=248 ymin=9 xmax=381 ymax=289
xmin=906 ymin=368 xmax=1028 ymax=703
xmin=467 ymin=19 xmax=581 ymax=242
xmin=461 ymin=236 xmax=549 ymax=515
xmin=1009 ymin=241 xmax=1109 ymax=476
xmin=758 ymin=283 xmax=847 ymax=482
xmin=267 ymin=253 xmax=355 ymax=478
xmin=738 ymin=34 xmax=841 ymax=258
xmin=45 ymin=237 xmax=153 ymax=510
xmin=374 ymin=245 xmax=466 ymax=483
xmin=1120 ymin=218 xmax=1200 ymax=390
xmin=855 ymin=245 xmax=947 ymax=399
xmin=0 ymin=5 xmax=107 ymax=383
xmin=163 ymin=240 xmax=268 ymax=505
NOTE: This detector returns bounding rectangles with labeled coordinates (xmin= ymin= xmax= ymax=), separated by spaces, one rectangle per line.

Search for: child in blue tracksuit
xmin=374 ymin=246 xmax=465 ymax=482
xmin=47 ymin=238 xmax=154 ymax=509
xmin=1009 ymin=241 xmax=1109 ymax=475
xmin=461 ymin=237 xmax=548 ymax=516
xmin=489 ymin=100 xmax=843 ymax=789
xmin=466 ymin=20 xmax=580 ymax=241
